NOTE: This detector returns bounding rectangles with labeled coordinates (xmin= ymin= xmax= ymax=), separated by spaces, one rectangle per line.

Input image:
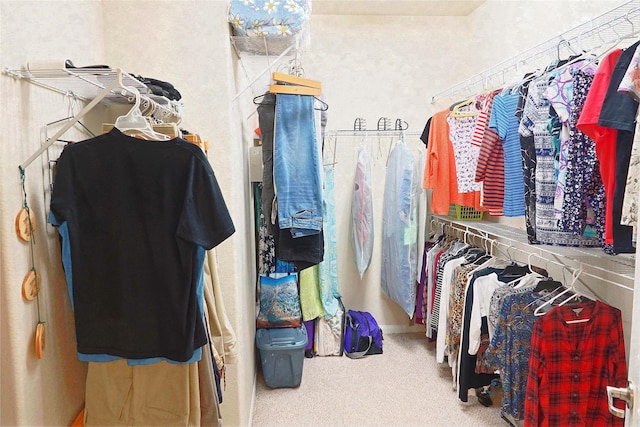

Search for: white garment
xmin=467 ymin=273 xmax=504 ymax=356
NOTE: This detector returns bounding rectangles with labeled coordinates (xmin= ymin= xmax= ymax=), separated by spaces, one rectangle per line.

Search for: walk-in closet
xmin=2 ymin=1 xmax=640 ymax=426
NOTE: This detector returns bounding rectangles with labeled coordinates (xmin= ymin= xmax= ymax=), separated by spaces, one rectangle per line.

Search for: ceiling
xmin=312 ymin=0 xmax=486 ymax=16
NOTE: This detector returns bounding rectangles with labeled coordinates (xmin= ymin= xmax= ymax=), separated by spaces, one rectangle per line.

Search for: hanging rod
xmin=324 ymin=130 xmax=423 ymax=138
xmin=432 ymin=215 xmax=635 ymax=292
xmin=4 ymin=66 xmax=181 ymax=123
xmin=431 ymin=0 xmax=640 ymax=103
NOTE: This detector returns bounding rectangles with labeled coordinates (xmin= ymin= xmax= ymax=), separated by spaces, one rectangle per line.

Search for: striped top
xmin=475 ymin=92 xmax=504 ymax=215
xmin=490 ymin=91 xmax=526 ymax=217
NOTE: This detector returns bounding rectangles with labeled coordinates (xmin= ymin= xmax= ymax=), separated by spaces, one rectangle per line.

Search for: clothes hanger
xmin=314 ymin=97 xmax=329 ymax=111
xmin=533 ymin=266 xmax=584 ymax=316
xmin=450 ymin=97 xmax=478 ymax=118
xmin=269 ymin=70 xmax=326 ymax=96
xmin=253 ymin=90 xmax=328 ymax=111
xmin=269 ymin=84 xmax=321 ymax=96
xmin=272 ymin=71 xmax=321 ymax=90
xmin=114 ymin=86 xmax=170 ymax=141
xmin=522 ymin=285 xmax=565 ymax=314
xmin=270 ymin=64 xmax=322 ymax=96
xmin=501 ymin=253 xmax=537 ymax=287
xmin=253 ymin=92 xmax=273 ymax=105
xmin=45 ymin=115 xmax=95 ymax=141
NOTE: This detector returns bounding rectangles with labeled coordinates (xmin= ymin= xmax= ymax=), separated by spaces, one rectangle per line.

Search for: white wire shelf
xmin=434 ymin=216 xmax=636 ymax=291
xmin=230 ymin=35 xmax=301 ymax=56
xmin=431 ymin=0 xmax=640 ymax=102
xmin=4 ymin=67 xmax=182 ymax=121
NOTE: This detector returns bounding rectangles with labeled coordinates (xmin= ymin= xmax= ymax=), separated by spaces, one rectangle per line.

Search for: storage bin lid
xmin=256 ymin=326 xmax=308 ymax=351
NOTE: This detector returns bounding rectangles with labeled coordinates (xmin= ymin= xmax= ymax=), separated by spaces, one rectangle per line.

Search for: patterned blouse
xmin=556 ymin=70 xmax=606 ymax=245
xmin=485 ymin=289 xmax=550 ymax=423
xmin=520 ymin=76 xmax=600 ymax=246
xmin=447 ymin=104 xmax=482 ymax=194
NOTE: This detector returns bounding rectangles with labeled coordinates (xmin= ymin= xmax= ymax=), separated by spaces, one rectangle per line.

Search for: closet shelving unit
xmin=433 ymin=216 xmax=635 ymax=292
xmin=430 ymin=0 xmax=640 ymax=103
xmin=4 ymin=67 xmax=180 ymax=115
xmin=4 ymin=67 xmax=182 ymax=169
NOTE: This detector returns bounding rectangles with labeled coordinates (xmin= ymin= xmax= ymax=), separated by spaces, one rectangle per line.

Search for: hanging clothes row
xmin=423 ymin=37 xmax=640 ymax=254
xmin=422 ymin=221 xmax=628 ymax=426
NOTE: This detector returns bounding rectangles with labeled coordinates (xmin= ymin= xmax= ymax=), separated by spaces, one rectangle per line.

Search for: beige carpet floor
xmin=251 ymin=332 xmax=505 ymax=427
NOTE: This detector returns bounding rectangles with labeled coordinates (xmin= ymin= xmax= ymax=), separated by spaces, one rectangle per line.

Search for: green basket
xmin=448 ymin=204 xmax=484 ymax=221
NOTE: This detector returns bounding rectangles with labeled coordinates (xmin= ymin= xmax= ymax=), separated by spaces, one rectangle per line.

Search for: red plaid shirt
xmin=525 ymin=301 xmax=627 ymax=426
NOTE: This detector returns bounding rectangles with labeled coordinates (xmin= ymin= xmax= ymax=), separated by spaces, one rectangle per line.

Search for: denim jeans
xmin=274 ymin=94 xmax=323 ymax=237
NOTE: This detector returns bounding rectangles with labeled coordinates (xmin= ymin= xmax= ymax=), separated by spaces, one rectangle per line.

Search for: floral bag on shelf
xmin=227 ymin=0 xmax=311 ymax=37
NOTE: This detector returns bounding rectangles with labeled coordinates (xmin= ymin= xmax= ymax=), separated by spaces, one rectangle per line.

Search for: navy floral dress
xmin=557 ymin=70 xmax=606 ymax=245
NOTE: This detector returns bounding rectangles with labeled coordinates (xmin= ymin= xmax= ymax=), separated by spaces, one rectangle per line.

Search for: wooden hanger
xmin=270 ymin=71 xmax=322 ymax=96
xmin=269 ymin=84 xmax=321 ymax=96
xmin=272 ymin=72 xmax=321 ymax=89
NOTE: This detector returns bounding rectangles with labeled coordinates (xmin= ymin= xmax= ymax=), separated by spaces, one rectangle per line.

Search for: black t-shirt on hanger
xmin=50 ymin=128 xmax=235 ymax=362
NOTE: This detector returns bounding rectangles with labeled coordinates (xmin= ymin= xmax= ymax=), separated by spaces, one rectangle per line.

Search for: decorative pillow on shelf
xmin=257 ymin=273 xmax=302 ymax=328
xmin=228 ymin=0 xmax=311 ymax=37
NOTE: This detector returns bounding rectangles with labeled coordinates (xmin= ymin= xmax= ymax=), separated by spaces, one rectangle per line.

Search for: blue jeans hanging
xmin=274 ymin=94 xmax=323 ymax=237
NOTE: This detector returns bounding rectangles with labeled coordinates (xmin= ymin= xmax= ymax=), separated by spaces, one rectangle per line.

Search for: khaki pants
xmin=84 ymin=360 xmax=200 ymax=426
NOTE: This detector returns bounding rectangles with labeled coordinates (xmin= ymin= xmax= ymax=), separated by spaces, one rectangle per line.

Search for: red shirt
xmin=525 ymin=301 xmax=627 ymax=427
xmin=577 ymin=49 xmax=623 ymax=245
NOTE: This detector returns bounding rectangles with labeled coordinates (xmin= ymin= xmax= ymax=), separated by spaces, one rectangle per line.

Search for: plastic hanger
xmin=114 ymin=86 xmax=169 ymax=141
xmin=534 ymin=267 xmax=584 ymax=316
xmin=504 ymin=253 xmax=549 ymax=289
xmin=450 ymin=97 xmax=478 ymax=118
xmin=253 ymin=92 xmax=328 ymax=111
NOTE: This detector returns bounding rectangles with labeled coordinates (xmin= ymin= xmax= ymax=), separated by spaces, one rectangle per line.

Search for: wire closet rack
xmin=431 ymin=0 xmax=640 ymax=103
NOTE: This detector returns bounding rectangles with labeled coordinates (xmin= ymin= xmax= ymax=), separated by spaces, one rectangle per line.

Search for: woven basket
xmin=448 ymin=204 xmax=484 ymax=221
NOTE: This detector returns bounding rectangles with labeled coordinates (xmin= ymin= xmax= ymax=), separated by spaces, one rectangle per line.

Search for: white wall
xmin=100 ymin=2 xmax=255 ymax=424
xmin=1 ymin=2 xmax=104 ymax=425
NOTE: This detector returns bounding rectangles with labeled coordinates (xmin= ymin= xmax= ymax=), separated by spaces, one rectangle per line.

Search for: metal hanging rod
xmin=324 ymin=130 xmax=422 ymax=137
xmin=431 ymin=0 xmax=640 ymax=103
xmin=4 ymin=67 xmax=182 ymax=123
xmin=432 ymin=215 xmax=635 ymax=292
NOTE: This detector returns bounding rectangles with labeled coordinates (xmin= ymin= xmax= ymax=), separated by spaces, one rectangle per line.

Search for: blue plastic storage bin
xmin=256 ymin=326 xmax=307 ymax=388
